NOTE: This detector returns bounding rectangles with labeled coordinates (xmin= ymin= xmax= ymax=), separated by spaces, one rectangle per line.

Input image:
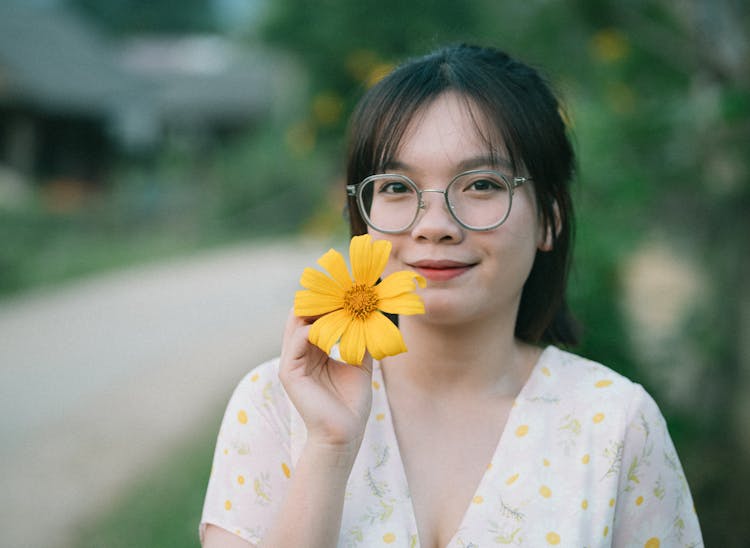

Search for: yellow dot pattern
xmin=201 ymin=347 xmax=702 ymax=547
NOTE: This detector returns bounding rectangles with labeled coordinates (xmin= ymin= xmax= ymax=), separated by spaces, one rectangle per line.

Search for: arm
xmin=202 ymin=310 xmax=372 ymax=548
xmin=258 ymin=312 xmax=372 ymax=547
xmin=257 ymin=438 xmax=359 ymax=547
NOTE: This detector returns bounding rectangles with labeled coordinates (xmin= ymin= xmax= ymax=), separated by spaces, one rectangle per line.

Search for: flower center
xmin=343 ymin=283 xmax=379 ymax=320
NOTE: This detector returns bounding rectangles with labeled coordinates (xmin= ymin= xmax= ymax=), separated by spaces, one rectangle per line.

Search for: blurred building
xmin=0 ymin=1 xmax=298 ymax=188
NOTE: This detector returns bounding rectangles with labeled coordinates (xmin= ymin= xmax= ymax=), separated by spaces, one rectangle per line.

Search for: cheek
xmin=488 ymin=211 xmax=542 ymax=284
xmin=509 ymin=191 xmax=547 ymax=250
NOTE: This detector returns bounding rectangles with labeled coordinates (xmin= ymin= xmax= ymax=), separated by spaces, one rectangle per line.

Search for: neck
xmin=381 ymin=314 xmax=541 ymax=399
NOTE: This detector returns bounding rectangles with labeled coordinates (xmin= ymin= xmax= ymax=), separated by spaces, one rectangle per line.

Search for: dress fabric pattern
xmin=200 ymin=346 xmax=703 ymax=547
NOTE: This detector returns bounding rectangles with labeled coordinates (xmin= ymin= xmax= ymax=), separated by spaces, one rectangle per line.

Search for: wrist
xmin=301 ymin=436 xmax=362 ymax=471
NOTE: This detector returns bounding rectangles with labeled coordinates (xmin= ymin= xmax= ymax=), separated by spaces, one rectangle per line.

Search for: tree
xmin=66 ymin=0 xmax=218 ymax=35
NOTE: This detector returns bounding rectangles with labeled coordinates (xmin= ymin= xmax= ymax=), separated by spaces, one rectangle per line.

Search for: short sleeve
xmin=612 ymin=385 xmax=703 ymax=547
xmin=199 ymin=359 xmax=294 ymax=546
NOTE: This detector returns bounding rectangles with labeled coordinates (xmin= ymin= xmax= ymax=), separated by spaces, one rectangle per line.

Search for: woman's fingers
xmin=281 ymin=310 xmax=317 ymax=363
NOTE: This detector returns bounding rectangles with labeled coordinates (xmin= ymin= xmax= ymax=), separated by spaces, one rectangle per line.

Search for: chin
xmin=419 ymin=295 xmax=477 ymax=324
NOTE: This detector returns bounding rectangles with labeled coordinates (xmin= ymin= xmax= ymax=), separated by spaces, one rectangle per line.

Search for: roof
xmin=0 ymin=2 xmax=142 ymax=116
xmin=0 ymin=2 xmax=302 ymax=130
xmin=119 ymin=36 xmax=301 ymax=126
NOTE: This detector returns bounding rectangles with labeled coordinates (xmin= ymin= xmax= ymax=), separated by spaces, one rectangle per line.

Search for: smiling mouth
xmin=409 ymin=260 xmax=476 ymax=281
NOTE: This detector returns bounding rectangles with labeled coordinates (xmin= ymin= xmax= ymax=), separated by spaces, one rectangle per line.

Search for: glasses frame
xmin=346 ymin=169 xmax=531 ymax=234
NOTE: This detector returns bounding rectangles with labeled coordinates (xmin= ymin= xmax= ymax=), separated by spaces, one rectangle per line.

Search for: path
xmin=0 ymin=236 xmax=338 ymax=548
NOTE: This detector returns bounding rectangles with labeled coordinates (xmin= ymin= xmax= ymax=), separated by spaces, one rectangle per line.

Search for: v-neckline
xmin=373 ymin=346 xmax=550 ymax=548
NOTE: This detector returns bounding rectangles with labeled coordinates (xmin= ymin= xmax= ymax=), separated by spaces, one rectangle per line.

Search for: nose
xmin=411 ymin=189 xmax=463 ymax=242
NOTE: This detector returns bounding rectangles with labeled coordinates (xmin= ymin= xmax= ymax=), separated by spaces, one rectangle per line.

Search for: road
xmin=0 ymin=236 xmax=338 ymax=548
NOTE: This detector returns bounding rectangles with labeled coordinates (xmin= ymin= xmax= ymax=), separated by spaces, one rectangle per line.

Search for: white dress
xmin=200 ymin=346 xmax=703 ymax=547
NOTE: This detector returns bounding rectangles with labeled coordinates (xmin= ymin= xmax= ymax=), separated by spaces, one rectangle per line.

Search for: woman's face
xmin=369 ymin=91 xmax=549 ymax=327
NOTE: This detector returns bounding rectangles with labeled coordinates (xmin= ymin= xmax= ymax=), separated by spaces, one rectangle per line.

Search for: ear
xmin=538 ymin=201 xmax=561 ymax=252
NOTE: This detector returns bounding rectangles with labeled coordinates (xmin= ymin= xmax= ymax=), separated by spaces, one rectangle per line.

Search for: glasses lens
xmin=359 ymin=176 xmax=419 ymax=233
xmin=448 ymin=172 xmax=512 ymax=229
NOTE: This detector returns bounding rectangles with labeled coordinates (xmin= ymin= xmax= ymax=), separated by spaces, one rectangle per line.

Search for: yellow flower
xmin=294 ymin=234 xmax=425 ymax=365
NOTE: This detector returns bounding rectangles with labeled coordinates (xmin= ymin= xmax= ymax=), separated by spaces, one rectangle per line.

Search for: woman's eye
xmin=379 ymin=181 xmax=411 ymax=194
xmin=467 ymin=178 xmax=503 ymax=192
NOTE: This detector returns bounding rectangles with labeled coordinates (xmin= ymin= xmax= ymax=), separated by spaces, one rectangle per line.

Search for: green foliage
xmin=66 ymin=0 xmax=218 ymax=35
xmin=212 ymin=125 xmax=340 ymax=235
xmin=0 ymin=195 xmax=210 ymax=296
xmin=0 ymin=125 xmax=338 ymax=297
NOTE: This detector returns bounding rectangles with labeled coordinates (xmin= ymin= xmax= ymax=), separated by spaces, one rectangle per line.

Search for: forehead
xmin=392 ymin=91 xmax=506 ymax=169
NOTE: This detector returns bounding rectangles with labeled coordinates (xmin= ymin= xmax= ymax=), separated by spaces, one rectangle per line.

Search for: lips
xmin=408 ymin=259 xmax=476 ymax=281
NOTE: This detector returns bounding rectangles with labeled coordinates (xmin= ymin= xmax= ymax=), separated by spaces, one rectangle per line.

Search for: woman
xmin=201 ymin=44 xmax=702 ymax=547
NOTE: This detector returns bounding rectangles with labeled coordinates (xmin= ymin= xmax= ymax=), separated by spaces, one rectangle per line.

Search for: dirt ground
xmin=0 ymin=236 xmax=336 ymax=548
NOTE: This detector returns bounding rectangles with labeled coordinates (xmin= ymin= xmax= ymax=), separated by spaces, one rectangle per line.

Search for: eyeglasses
xmin=346 ymin=169 xmax=530 ymax=234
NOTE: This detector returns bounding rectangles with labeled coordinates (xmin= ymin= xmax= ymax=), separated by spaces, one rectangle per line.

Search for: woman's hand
xmin=279 ymin=310 xmax=373 ymax=454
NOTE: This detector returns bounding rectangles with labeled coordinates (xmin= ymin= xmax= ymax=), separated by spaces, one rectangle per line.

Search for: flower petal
xmin=378 ymin=293 xmax=425 ymax=315
xmin=349 ymin=234 xmax=373 ymax=284
xmin=364 ymin=312 xmax=407 ymax=360
xmin=376 ymin=271 xmax=425 ymax=315
xmin=300 ymin=267 xmax=345 ymax=297
xmin=339 ymin=318 xmax=367 ymax=365
xmin=376 ymin=271 xmax=426 ymax=299
xmin=294 ymin=290 xmax=343 ymax=317
xmin=367 ymin=238 xmax=392 ymax=285
xmin=350 ymin=235 xmax=391 ymax=285
xmin=317 ymin=248 xmax=352 ymax=289
xmin=309 ymin=309 xmax=351 ymax=354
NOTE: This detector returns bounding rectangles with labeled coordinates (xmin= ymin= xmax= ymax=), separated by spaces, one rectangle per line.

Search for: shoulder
xmin=540 ymin=346 xmax=640 ymax=394
xmin=533 ymin=346 xmax=661 ymax=423
xmin=220 ymin=357 xmax=292 ymax=436
xmin=231 ymin=357 xmax=284 ymax=404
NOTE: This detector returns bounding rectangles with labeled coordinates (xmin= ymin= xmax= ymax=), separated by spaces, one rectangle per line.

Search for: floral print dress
xmin=200 ymin=346 xmax=702 ymax=547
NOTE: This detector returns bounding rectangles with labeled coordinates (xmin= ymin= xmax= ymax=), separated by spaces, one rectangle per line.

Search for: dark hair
xmin=345 ymin=44 xmax=579 ymax=346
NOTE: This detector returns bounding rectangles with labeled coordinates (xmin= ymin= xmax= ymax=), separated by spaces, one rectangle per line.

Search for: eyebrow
xmin=384 ymin=155 xmax=512 ymax=173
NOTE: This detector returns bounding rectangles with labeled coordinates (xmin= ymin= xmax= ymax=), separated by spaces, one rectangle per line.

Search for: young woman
xmin=201 ymin=44 xmax=702 ymax=547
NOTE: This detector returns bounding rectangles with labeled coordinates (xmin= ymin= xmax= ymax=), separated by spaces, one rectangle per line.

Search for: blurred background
xmin=0 ymin=0 xmax=747 ymax=546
